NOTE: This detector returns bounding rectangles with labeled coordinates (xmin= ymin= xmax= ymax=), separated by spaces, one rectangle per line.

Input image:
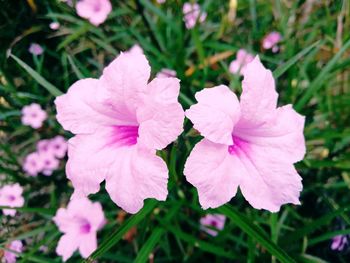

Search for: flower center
xmin=210 ymin=220 xmax=218 ymax=227
xmin=7 ymin=195 xmax=16 ymax=201
xmin=110 ymin=125 xmax=139 ymax=147
xmin=228 ymin=136 xmax=248 ymax=155
xmin=80 ymin=222 xmax=91 ymax=234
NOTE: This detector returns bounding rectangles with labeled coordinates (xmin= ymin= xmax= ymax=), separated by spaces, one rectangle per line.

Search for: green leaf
xmin=83 ymin=200 xmax=158 ymax=262
xmin=134 ymin=227 xmax=164 ymax=263
xmin=273 ymin=41 xmax=321 ymax=79
xmin=295 ymin=38 xmax=350 ymax=110
xmin=10 ymin=54 xmax=62 ymax=97
xmin=165 ymin=224 xmax=237 ymax=259
xmin=0 ymin=206 xmax=55 ymax=216
xmin=280 ymin=205 xmax=350 ymax=245
xmin=218 ymin=205 xmax=295 ymax=263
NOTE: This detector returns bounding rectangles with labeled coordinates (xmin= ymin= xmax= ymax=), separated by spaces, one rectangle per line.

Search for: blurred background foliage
xmin=0 ymin=0 xmax=350 ymax=262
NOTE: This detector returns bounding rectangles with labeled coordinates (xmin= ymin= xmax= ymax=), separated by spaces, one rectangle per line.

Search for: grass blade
xmin=166 ymin=224 xmax=237 ymax=259
xmin=273 ymin=41 xmax=321 ymax=79
xmin=10 ymin=54 xmax=62 ymax=96
xmin=295 ymin=38 xmax=350 ymax=110
xmin=134 ymin=227 xmax=164 ymax=263
xmin=218 ymin=205 xmax=295 ymax=263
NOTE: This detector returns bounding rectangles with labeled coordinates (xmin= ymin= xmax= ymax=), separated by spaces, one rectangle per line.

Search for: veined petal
xmin=184 ymin=139 xmax=241 ymax=209
xmin=239 ymin=56 xmax=278 ymax=128
xmin=56 ymin=233 xmax=79 ymax=262
xmin=55 ymin=79 xmax=117 ymax=134
xmin=78 ymin=233 xmax=97 ymax=258
xmin=99 ymin=51 xmax=151 ymax=118
xmin=105 ymin=146 xmax=168 ymax=214
xmin=137 ymin=77 xmax=184 ymax=150
xmin=145 ymin=77 xmax=181 ymax=104
xmin=66 ymin=126 xmax=138 ymax=198
xmin=235 ymin=105 xmax=306 ymax=163
xmin=186 ymin=85 xmax=241 ymax=145
xmin=230 ymin=138 xmax=302 ymax=212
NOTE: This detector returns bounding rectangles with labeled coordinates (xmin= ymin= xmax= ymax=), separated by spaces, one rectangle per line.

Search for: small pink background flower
xmin=41 ymin=154 xmax=60 ymax=176
xmin=23 ymin=152 xmax=44 ymax=176
xmin=262 ymin=31 xmax=282 ymax=53
xmin=21 ymin=103 xmax=47 ymax=129
xmin=37 ymin=136 xmax=68 ymax=159
xmin=184 ymin=56 xmax=305 ymax=212
xmin=53 ymin=198 xmax=105 ymax=261
xmin=331 ymin=235 xmax=348 ymax=251
xmin=0 ymin=184 xmax=24 ymax=217
xmin=28 ymin=43 xmax=43 ymax=56
xmin=76 ymin=0 xmax=112 ymax=26
xmin=55 ymin=48 xmax=184 ymax=213
xmin=4 ymin=240 xmax=23 ymax=263
xmin=229 ymin=49 xmax=254 ymax=75
xmin=183 ymin=3 xmax=207 ymax=29
xmin=156 ymin=68 xmax=177 ymax=78
xmin=49 ymin=22 xmax=60 ymax=30
xmin=200 ymin=214 xmax=226 ymax=236
xmin=50 ymin=136 xmax=68 ymax=159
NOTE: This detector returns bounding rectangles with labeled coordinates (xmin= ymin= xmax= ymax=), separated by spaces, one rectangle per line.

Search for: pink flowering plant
xmin=1 ymin=1 xmax=349 ymax=262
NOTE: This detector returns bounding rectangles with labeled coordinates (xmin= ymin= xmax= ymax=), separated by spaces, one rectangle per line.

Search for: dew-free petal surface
xmin=239 ymin=56 xmax=278 ymax=128
xmin=105 ymin=146 xmax=168 ymax=214
xmin=184 ymin=139 xmax=241 ymax=209
xmin=55 ymin=79 xmax=117 ymax=134
xmin=186 ymin=85 xmax=240 ymax=145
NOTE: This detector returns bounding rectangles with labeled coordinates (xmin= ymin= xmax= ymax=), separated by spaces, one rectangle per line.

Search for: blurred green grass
xmin=1 ymin=0 xmax=350 ymax=262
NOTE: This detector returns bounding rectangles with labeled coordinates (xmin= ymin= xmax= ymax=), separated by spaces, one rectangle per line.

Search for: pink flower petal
xmin=235 ymin=105 xmax=306 ymax=163
xmin=78 ymin=233 xmax=97 ymax=258
xmin=99 ymin=51 xmax=151 ymax=120
xmin=186 ymin=85 xmax=240 ymax=145
xmin=56 ymin=233 xmax=79 ymax=261
xmin=76 ymin=0 xmax=112 ymax=26
xmin=236 ymin=140 xmax=303 ymax=212
xmin=65 ymin=129 xmax=123 ymax=198
xmin=239 ymin=56 xmax=278 ymax=128
xmin=54 ymin=78 xmax=117 ymax=134
xmin=105 ymin=146 xmax=168 ymax=214
xmin=137 ymin=78 xmax=184 ymax=149
xmin=184 ymin=139 xmax=241 ymax=209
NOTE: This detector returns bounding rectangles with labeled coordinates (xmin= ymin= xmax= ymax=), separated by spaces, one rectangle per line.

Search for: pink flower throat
xmin=110 ymin=125 xmax=139 ymax=147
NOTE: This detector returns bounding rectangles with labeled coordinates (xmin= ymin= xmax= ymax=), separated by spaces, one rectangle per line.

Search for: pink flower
xmin=200 ymin=214 xmax=226 ymax=236
xmin=41 ymin=153 xmax=60 ymax=176
xmin=76 ymin=0 xmax=112 ymax=26
xmin=127 ymin=44 xmax=144 ymax=56
xmin=4 ymin=240 xmax=23 ymax=263
xmin=28 ymin=43 xmax=43 ymax=56
xmin=21 ymin=103 xmax=47 ymax=129
xmin=157 ymin=0 xmax=166 ymax=3
xmin=37 ymin=139 xmax=52 ymax=155
xmin=53 ymin=198 xmax=105 ymax=261
xmin=183 ymin=3 xmax=207 ymax=29
xmin=23 ymin=152 xmax=44 ymax=176
xmin=331 ymin=235 xmax=348 ymax=251
xmin=55 ymin=50 xmax=184 ymax=213
xmin=156 ymin=68 xmax=177 ymax=78
xmin=0 ymin=184 xmax=24 ymax=217
xmin=262 ymin=31 xmax=282 ymax=53
xmin=50 ymin=136 xmax=68 ymax=159
xmin=184 ymin=57 xmax=305 ymax=212
xmin=229 ymin=49 xmax=254 ymax=75
xmin=49 ymin=22 xmax=60 ymax=30
xmin=37 ymin=136 xmax=68 ymax=159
